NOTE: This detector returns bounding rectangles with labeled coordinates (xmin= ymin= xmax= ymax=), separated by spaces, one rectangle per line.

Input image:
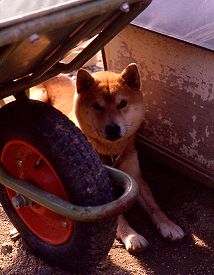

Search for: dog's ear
xmin=76 ymin=69 xmax=94 ymax=93
xmin=121 ymin=63 xmax=140 ymax=90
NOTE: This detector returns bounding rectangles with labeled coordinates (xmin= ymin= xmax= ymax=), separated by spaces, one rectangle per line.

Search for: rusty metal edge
xmin=136 ymin=134 xmax=214 ymax=189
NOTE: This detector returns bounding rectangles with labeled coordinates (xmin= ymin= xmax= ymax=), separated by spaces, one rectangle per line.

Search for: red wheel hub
xmin=1 ymin=140 xmax=73 ymax=245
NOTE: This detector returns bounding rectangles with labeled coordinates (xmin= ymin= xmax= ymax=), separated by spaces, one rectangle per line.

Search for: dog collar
xmin=110 ymin=153 xmax=123 ymax=167
xmin=99 ymin=152 xmax=124 ymax=167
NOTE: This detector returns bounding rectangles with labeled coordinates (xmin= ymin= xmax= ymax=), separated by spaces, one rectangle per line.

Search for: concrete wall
xmin=105 ymin=24 xmax=214 ymax=186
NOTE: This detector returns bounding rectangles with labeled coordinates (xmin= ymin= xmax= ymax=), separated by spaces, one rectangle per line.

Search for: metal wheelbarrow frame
xmin=0 ymin=0 xmax=151 ymax=271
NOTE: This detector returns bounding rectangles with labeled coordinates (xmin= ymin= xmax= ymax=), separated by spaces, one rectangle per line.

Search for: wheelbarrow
xmin=0 ymin=0 xmax=151 ymax=272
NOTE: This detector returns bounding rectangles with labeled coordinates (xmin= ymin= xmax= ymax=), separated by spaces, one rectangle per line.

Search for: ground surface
xmin=1 ymin=153 xmax=213 ymax=275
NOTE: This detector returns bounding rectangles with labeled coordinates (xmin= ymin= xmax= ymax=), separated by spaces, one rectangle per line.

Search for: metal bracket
xmin=0 ymin=165 xmax=138 ymax=221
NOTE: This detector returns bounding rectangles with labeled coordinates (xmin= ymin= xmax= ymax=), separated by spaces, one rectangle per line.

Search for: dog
xmin=30 ymin=64 xmax=184 ymax=252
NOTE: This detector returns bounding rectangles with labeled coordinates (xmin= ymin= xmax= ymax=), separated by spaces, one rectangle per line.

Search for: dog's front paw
xmin=123 ymin=233 xmax=149 ymax=253
xmin=158 ymin=221 xmax=184 ymax=241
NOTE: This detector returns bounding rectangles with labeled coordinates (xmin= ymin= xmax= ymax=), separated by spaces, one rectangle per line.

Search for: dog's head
xmin=75 ymin=63 xmax=144 ymax=144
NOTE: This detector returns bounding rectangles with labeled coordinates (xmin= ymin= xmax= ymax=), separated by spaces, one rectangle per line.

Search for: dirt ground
xmin=0 ymin=152 xmax=213 ymax=275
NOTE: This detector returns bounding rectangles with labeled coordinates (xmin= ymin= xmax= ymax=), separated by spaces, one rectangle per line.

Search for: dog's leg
xmin=117 ymin=214 xmax=148 ymax=253
xmin=137 ymin=177 xmax=184 ymax=241
xmin=119 ymin=148 xmax=184 ymax=241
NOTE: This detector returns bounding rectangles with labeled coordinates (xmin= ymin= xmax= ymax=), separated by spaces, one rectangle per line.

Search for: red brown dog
xmin=30 ymin=64 xmax=184 ymax=252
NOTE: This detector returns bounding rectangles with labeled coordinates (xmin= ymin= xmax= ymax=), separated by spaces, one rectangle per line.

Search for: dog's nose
xmin=105 ymin=122 xmax=121 ymax=141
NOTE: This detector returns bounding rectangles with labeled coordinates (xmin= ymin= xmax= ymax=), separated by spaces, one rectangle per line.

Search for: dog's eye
xmin=93 ymin=102 xmax=104 ymax=111
xmin=117 ymin=99 xmax=127 ymax=109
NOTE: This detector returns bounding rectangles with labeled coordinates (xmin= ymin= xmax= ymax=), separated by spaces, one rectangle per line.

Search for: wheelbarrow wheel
xmin=0 ymin=99 xmax=116 ymax=272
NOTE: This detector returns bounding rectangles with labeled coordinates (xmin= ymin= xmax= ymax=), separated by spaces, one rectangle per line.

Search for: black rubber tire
xmin=0 ymin=99 xmax=116 ymax=272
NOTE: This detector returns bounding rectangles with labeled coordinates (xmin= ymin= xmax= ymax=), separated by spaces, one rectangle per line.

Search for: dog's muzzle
xmin=105 ymin=122 xmax=121 ymax=141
